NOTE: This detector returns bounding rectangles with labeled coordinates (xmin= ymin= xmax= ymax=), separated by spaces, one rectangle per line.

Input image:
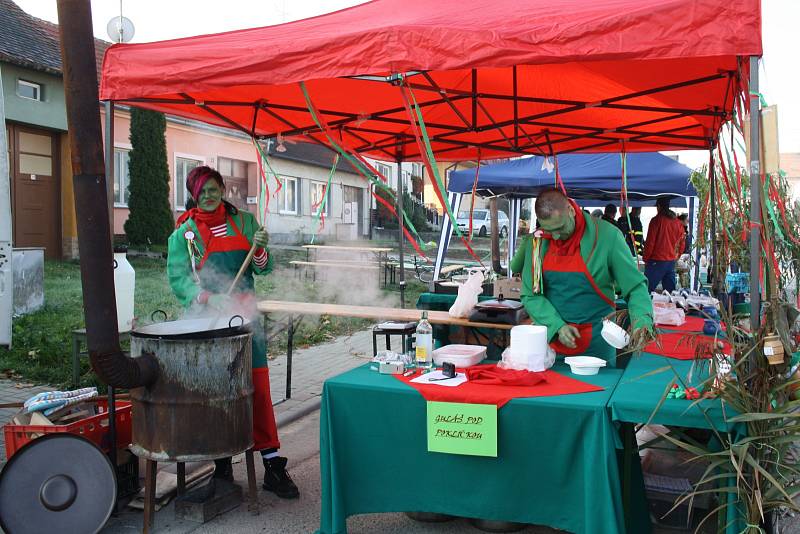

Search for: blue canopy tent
xmin=435 ymin=152 xmax=698 ymax=285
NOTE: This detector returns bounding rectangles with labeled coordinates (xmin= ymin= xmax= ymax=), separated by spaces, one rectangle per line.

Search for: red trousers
xmin=252 ymin=367 xmax=280 ymax=450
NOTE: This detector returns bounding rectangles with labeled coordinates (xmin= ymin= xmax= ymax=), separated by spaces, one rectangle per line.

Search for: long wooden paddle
xmin=207 ymin=241 xmax=259 ymax=329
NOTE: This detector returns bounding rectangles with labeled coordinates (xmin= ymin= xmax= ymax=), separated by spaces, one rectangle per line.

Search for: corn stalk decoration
xmin=658 ymin=113 xmax=800 ymax=531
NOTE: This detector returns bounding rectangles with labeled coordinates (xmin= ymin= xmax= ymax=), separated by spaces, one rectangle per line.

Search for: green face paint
xmin=197 ymin=180 xmax=223 ymax=212
xmin=539 ymin=209 xmax=575 ymax=241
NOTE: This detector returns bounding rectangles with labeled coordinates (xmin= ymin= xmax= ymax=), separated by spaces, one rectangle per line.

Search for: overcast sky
xmin=13 ymin=0 xmax=798 ymax=170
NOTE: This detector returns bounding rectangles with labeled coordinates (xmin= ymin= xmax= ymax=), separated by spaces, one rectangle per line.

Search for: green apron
xmin=542 ymin=217 xmax=617 ymax=363
xmin=196 ymin=215 xmax=266 ymax=368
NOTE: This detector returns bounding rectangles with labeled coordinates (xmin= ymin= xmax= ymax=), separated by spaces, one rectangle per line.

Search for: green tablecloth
xmin=319 ymin=363 xmax=627 ymax=534
xmin=609 ymin=353 xmax=737 ymax=432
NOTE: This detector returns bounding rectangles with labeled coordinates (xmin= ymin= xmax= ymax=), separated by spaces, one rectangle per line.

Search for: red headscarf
xmin=186 ymin=166 xmax=223 ymax=203
xmin=538 ymin=199 xmax=586 ymax=256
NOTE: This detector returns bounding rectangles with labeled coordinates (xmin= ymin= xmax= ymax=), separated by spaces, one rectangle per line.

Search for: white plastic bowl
xmin=564 ymin=356 xmax=607 ymax=375
xmin=432 ymin=344 xmax=487 ymax=367
xmin=601 ymin=319 xmax=630 ymax=349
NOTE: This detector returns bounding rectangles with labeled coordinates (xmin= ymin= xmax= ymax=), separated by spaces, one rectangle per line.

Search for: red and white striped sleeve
xmin=252 ymin=247 xmax=269 ymax=268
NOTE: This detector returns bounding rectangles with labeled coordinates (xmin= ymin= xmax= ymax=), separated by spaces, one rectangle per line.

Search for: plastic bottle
xmin=415 ymin=311 xmax=433 ymax=370
xmin=113 ymin=249 xmax=135 ymax=332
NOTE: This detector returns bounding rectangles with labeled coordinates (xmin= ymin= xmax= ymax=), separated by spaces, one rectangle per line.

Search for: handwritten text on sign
xmin=427 ymin=401 xmax=497 ymax=457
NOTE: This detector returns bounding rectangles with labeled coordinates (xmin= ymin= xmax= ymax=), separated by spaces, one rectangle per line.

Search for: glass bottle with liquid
xmin=415 ymin=311 xmax=433 ymax=370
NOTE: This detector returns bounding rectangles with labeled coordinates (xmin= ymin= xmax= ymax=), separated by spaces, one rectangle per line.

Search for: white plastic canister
xmin=113 ymin=252 xmax=135 ymax=332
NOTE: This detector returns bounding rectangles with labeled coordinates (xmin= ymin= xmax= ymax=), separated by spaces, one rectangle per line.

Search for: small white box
xmin=432 ymin=344 xmax=486 ymax=368
xmin=379 ymin=361 xmax=404 ymax=374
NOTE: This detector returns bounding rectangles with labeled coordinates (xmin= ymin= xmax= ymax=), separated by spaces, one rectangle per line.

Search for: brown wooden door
xmin=9 ymin=124 xmax=61 ymax=258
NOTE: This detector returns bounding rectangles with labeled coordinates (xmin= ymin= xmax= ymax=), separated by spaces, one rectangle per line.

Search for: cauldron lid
xmin=0 ymin=434 xmax=116 ymax=534
xmin=132 ymin=315 xmax=251 ymax=339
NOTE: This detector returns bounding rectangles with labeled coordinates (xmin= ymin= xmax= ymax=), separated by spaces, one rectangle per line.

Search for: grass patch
xmin=0 ymin=251 xmax=427 ymax=388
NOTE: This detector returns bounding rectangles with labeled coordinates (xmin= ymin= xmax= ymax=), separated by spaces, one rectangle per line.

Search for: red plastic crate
xmin=3 ymin=399 xmax=132 ymax=460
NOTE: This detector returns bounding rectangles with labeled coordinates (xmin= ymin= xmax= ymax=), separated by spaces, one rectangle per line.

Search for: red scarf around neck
xmin=176 ymin=203 xmax=227 ymax=244
xmin=539 ymin=199 xmax=586 ymax=256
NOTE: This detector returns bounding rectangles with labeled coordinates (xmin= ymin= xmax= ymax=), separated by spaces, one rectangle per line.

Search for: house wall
xmin=781 ymin=153 xmax=800 ymax=200
xmin=258 ymin=156 xmax=368 ymax=242
xmin=92 ymin=107 xmax=367 ymax=245
xmin=1 ymin=63 xmax=66 ymax=131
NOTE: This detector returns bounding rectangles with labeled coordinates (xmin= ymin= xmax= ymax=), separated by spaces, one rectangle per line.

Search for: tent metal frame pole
xmin=433 ymin=192 xmax=461 ymax=283
xmin=104 ymin=101 xmax=115 ymax=243
xmin=690 ymin=196 xmax=701 ymax=292
xmin=709 ymin=148 xmax=718 ymax=296
xmin=748 ymin=55 xmax=761 ymax=333
xmin=396 ymin=153 xmax=406 ymax=308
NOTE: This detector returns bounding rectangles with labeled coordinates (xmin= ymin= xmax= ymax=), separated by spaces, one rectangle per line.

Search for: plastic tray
xmin=433 ymin=344 xmax=486 ymax=367
xmin=3 ymin=399 xmax=132 ymax=460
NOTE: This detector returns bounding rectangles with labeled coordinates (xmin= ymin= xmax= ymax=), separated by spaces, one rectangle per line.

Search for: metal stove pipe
xmin=56 ymin=0 xmax=157 ymax=388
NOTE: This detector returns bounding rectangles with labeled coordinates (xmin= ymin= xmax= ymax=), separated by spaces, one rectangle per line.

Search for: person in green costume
xmin=511 ymin=189 xmax=653 ymax=364
xmin=167 ymin=166 xmax=299 ymax=498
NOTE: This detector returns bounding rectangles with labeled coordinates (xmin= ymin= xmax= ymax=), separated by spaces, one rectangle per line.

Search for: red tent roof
xmin=100 ymin=0 xmax=762 ymax=161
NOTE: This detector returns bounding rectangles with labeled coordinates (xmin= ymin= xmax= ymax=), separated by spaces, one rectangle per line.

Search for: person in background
xmin=643 ymin=197 xmax=686 ymax=292
xmin=602 ymin=204 xmax=620 ymax=230
xmin=167 ymin=166 xmax=299 ymax=499
xmin=510 ymin=189 xmax=653 ymax=364
xmin=618 ymin=207 xmax=644 ymax=256
xmin=677 ymin=213 xmax=691 ymax=254
xmin=591 ymin=209 xmax=603 ymax=219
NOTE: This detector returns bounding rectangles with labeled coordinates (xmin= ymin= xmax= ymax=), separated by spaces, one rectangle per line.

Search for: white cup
xmin=601 ymin=319 xmax=630 ymax=349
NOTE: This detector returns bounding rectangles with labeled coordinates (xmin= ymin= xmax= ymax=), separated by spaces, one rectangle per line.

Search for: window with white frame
xmin=278 ymin=176 xmax=299 ymax=214
xmin=310 ymin=181 xmax=330 ymax=216
xmin=113 ymin=148 xmax=130 ymax=206
xmin=411 ymin=162 xmax=423 ymax=177
xmin=17 ymin=79 xmax=42 ymax=101
xmin=175 ymin=156 xmax=203 ymax=210
xmin=375 ymin=162 xmax=392 ymax=188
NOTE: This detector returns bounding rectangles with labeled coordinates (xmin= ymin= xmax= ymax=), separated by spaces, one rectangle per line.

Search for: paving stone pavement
xmin=267 ymin=327 xmax=374 ymax=425
xmin=0 ymin=328 xmax=373 ymax=467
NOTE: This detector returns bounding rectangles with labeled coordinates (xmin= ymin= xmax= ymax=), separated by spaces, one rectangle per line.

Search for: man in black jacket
xmin=618 ymin=207 xmax=643 ymax=256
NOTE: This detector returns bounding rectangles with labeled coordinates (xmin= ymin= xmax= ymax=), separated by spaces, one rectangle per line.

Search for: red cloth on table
xmin=656 ymin=315 xmax=726 ymax=333
xmin=394 ymin=364 xmax=603 ymax=408
xmin=644 ymin=332 xmax=732 ymax=360
xmin=465 ymin=366 xmax=548 ymax=386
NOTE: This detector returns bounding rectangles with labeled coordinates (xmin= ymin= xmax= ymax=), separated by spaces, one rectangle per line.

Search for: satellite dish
xmin=106 ymin=16 xmax=135 ymax=43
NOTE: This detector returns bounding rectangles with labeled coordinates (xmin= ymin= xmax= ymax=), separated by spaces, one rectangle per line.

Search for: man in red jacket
xmin=643 ymin=197 xmax=686 ymax=292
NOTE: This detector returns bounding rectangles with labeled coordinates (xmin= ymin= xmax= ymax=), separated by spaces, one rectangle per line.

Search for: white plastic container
xmin=113 ymin=252 xmax=135 ymax=332
xmin=601 ymin=319 xmax=630 ymax=349
xmin=564 ymin=356 xmax=607 ymax=376
xmin=432 ymin=344 xmax=486 ymax=368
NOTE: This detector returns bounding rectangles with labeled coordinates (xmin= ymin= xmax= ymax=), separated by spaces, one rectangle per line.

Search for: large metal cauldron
xmin=130 ymin=316 xmax=254 ymax=462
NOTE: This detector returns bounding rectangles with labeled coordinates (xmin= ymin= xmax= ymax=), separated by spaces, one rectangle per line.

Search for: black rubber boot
xmin=262 ymin=456 xmax=299 ymax=499
xmin=213 ymin=457 xmax=234 ymax=482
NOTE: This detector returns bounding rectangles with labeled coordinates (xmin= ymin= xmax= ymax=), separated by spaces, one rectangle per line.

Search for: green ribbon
xmin=749 ymin=90 xmax=768 ymax=108
xmin=310 ymin=154 xmax=339 ymax=244
xmin=763 ymin=173 xmax=788 ymax=244
xmin=620 ymin=151 xmax=638 ymax=254
xmin=298 ymin=82 xmax=427 ymax=250
xmin=403 ymin=80 xmax=464 ymax=240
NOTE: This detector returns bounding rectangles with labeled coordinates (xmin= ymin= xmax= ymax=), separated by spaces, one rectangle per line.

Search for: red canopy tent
xmin=100 ymin=0 xmax=761 ymax=161
xmin=100 ymin=0 xmax=763 ymax=310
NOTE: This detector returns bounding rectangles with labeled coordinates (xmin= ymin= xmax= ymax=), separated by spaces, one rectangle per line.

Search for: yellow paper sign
xmin=427 ymin=401 xmax=497 ymax=457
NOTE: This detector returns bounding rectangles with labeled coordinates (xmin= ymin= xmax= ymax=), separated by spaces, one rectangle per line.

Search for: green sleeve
xmin=167 ymin=228 xmax=202 ymax=308
xmin=240 ymin=212 xmax=274 ymax=275
xmin=608 ymin=227 xmax=653 ymax=330
xmin=509 ymin=235 xmax=530 ymax=275
xmin=521 ymin=295 xmax=567 ymax=342
xmin=518 ymin=238 xmax=566 ymax=341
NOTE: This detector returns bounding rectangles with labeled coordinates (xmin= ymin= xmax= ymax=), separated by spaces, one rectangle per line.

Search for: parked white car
xmin=455 ymin=209 xmax=509 ymax=237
